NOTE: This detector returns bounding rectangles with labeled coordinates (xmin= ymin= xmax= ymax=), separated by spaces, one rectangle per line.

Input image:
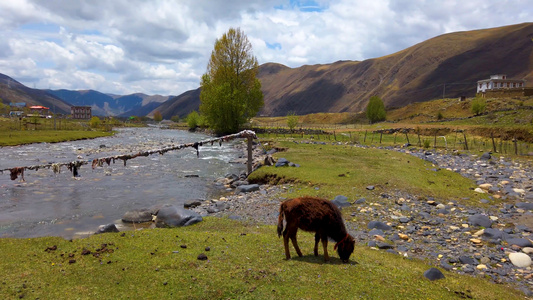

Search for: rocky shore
xmin=192 ymin=141 xmax=533 ymax=296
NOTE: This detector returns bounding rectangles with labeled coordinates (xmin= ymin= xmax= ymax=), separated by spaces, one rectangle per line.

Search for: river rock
xmin=184 ymin=199 xmax=203 ymax=208
xmin=506 ymin=238 xmax=533 ymax=248
xmin=478 ymin=183 xmax=492 ymax=190
xmin=95 ymin=223 xmax=119 ymax=234
xmin=522 ymin=247 xmax=533 ymax=254
xmin=459 ymin=256 xmax=477 ymax=265
xmin=332 ymin=195 xmax=351 ymax=208
xmin=235 ymin=184 xmax=260 ymax=194
xmin=231 ymin=180 xmax=249 ymax=188
xmin=122 ymin=209 xmax=153 ymax=223
xmin=508 ymin=252 xmax=532 ymax=268
xmin=423 ymin=268 xmax=445 ymax=281
xmin=482 ymin=228 xmax=508 ymax=241
xmin=275 ymin=158 xmax=290 ymax=167
xmin=468 ymin=214 xmax=492 ymax=228
xmin=367 ymin=221 xmax=392 ymax=231
xmin=155 ymin=204 xmax=202 ymax=228
xmin=264 ymin=155 xmax=276 ymax=166
xmin=480 ymin=153 xmax=492 ymax=160
xmin=516 ymin=202 xmax=533 ymax=210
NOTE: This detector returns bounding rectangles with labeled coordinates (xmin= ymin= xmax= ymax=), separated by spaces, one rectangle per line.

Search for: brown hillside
xmin=258 ymin=22 xmax=533 ymax=116
xmin=153 ymin=23 xmax=533 ymax=118
xmin=0 ymin=74 xmax=71 ymax=114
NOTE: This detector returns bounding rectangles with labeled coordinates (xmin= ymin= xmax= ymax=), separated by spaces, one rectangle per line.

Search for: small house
xmin=477 ymin=74 xmax=525 ymax=93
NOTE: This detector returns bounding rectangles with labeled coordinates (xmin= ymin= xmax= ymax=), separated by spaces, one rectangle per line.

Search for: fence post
xmin=364 ymin=130 xmax=367 ymax=143
xmin=405 ymin=132 xmax=410 ymax=145
xmin=491 ymin=132 xmax=496 ymax=153
xmin=514 ymin=138 xmax=518 ymax=155
xmin=247 ymin=136 xmax=253 ymax=175
xmin=380 ymin=132 xmax=383 ymax=144
xmin=463 ymin=132 xmax=469 ymax=150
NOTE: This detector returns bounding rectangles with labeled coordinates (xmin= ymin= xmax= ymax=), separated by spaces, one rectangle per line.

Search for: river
xmin=0 ymin=128 xmax=246 ymax=239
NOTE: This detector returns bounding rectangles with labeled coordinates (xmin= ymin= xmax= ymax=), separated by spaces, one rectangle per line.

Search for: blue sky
xmin=0 ymin=0 xmax=531 ymax=96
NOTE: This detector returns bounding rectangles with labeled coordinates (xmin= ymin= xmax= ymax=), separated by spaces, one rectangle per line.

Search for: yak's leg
xmin=290 ymin=230 xmax=303 ymax=257
xmin=283 ymin=230 xmax=291 ymax=259
xmin=314 ymin=233 xmax=320 ymax=256
xmin=321 ymin=237 xmax=329 ymax=261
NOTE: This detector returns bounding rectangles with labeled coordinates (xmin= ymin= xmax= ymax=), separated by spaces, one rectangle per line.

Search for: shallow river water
xmin=0 ymin=128 xmax=245 ymax=239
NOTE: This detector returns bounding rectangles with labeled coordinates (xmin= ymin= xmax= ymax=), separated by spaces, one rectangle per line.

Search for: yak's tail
xmin=277 ymin=203 xmax=285 ymax=237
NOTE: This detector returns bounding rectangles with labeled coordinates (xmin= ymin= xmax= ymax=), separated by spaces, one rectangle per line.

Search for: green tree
xmin=153 ymin=111 xmax=163 ymax=122
xmin=287 ymin=112 xmax=299 ymax=131
xmin=366 ymin=96 xmax=386 ymax=124
xmin=186 ymin=111 xmax=200 ymax=129
xmin=471 ymin=97 xmax=487 ymax=116
xmin=200 ymin=27 xmax=264 ymax=134
xmin=89 ymin=116 xmax=101 ymax=128
xmin=170 ymin=115 xmax=180 ymax=123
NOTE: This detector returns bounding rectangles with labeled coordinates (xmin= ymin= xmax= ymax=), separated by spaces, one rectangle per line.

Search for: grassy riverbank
xmin=249 ymin=139 xmax=484 ymax=205
xmin=0 ymin=218 xmax=524 ymax=299
xmin=0 ymin=130 xmax=113 ymax=146
xmin=0 ymin=136 xmax=529 ymax=299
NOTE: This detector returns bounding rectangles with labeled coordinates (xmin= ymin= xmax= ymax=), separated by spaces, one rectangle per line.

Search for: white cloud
xmin=0 ymin=0 xmax=531 ymax=96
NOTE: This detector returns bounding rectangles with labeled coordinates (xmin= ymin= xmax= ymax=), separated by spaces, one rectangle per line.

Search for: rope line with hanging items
xmin=1 ymin=130 xmax=257 ymax=181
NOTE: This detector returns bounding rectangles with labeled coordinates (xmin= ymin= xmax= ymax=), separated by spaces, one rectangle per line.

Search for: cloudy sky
xmin=1 ymin=0 xmax=531 ymax=96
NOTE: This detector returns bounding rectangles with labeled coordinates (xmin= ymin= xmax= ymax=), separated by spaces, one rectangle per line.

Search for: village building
xmin=71 ymin=106 xmax=92 ymax=119
xmin=477 ymin=75 xmax=525 ymax=93
xmin=29 ymin=105 xmax=50 ymax=117
xmin=476 ymin=74 xmax=532 ymax=98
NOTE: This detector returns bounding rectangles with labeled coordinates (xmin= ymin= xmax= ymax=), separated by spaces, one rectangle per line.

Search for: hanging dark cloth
xmin=193 ymin=142 xmax=200 ymax=158
xmin=67 ymin=162 xmax=82 ymax=177
xmin=10 ymin=167 xmax=25 ymax=181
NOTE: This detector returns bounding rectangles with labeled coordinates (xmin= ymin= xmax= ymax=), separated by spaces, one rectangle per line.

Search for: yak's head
xmin=335 ymin=234 xmax=355 ymax=263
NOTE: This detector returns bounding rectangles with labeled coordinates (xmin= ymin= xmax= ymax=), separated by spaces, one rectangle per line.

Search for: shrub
xmin=89 ymin=116 xmax=101 ymax=129
xmin=186 ymin=111 xmax=200 ymax=129
xmin=423 ymin=139 xmax=431 ymax=148
xmin=471 ymin=97 xmax=487 ymax=116
xmin=287 ymin=112 xmax=299 ymax=131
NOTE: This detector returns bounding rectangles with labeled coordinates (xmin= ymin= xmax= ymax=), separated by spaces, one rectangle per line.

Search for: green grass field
xmin=0 ymin=218 xmax=524 ymax=299
xmin=0 ymin=130 xmax=113 ymax=146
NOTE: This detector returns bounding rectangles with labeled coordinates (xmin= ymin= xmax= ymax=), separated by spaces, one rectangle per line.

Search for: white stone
xmin=522 ymin=247 xmax=533 ymax=255
xmin=436 ymin=204 xmax=445 ymax=209
xmin=473 ymin=229 xmax=484 ymax=237
xmin=478 ymin=183 xmax=492 ymax=190
xmin=513 ymin=188 xmax=526 ymax=194
xmin=489 ymin=216 xmax=499 ymax=221
xmin=509 ymin=253 xmax=532 ymax=268
xmin=474 ymin=188 xmax=485 ymax=194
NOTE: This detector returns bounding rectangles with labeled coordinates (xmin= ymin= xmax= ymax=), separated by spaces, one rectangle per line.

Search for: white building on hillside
xmin=477 ymin=74 xmax=525 ymax=93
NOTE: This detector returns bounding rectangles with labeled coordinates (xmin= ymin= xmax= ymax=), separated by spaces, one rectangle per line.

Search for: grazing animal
xmin=277 ymin=196 xmax=355 ymax=262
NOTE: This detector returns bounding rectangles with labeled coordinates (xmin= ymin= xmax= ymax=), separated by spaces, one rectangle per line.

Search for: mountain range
xmin=1 ymin=22 xmax=532 ymax=118
xmin=156 ymin=22 xmax=533 ymax=118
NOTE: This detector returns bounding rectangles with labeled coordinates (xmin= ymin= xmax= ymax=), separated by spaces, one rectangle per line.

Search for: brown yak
xmin=277 ymin=196 xmax=355 ymax=262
